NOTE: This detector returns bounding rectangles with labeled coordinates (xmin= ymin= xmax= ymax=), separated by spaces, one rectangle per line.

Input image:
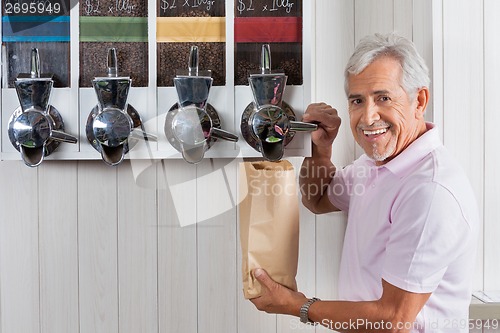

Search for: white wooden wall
xmin=1 ymin=1 xmax=499 ymax=333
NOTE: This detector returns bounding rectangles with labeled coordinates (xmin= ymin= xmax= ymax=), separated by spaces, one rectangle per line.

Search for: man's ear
xmin=415 ymin=87 xmax=430 ymax=119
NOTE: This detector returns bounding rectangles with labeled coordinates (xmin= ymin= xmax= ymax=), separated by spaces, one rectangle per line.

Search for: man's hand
xmin=302 ymin=103 xmax=342 ymax=150
xmin=250 ymin=268 xmax=308 ymax=317
xmin=299 ymin=103 xmax=341 ymax=214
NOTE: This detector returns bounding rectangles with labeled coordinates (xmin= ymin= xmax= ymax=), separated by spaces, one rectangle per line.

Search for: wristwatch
xmin=299 ymin=297 xmax=320 ymax=324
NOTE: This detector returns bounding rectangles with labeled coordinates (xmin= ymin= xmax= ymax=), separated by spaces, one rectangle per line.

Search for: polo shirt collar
xmin=378 ymin=122 xmax=442 ymax=178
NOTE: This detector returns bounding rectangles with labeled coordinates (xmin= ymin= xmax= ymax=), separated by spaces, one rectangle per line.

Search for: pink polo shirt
xmin=328 ymin=123 xmax=479 ymax=332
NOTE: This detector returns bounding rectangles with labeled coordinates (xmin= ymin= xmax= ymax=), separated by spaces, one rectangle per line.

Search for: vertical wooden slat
xmin=237 ymin=173 xmax=277 ymax=333
xmin=353 ymin=0 xmax=394 ymax=160
xmin=442 ymin=0 xmax=484 ymax=291
xmin=394 ymin=0 xmax=413 ymax=39
xmin=0 ymin=161 xmax=40 ymax=333
xmin=77 ymin=161 xmax=119 ymax=333
xmin=38 ymin=162 xmax=79 ymax=333
xmin=314 ymin=5 xmax=354 ymax=333
xmin=117 ymin=161 xmax=158 ymax=333
xmin=413 ymin=0 xmax=434 ymax=122
xmin=277 ymin=157 xmax=317 ymax=333
xmin=354 ymin=0 xmax=394 ymax=43
xmin=196 ymin=159 xmax=237 ymax=333
xmin=158 ymin=160 xmax=198 ymax=333
xmin=316 ymin=0 xmax=356 ymax=165
xmin=483 ymin=0 xmax=500 ymax=292
xmin=431 ymin=0 xmax=444 ymax=140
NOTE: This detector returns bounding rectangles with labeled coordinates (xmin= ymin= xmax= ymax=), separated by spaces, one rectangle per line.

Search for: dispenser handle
xmin=211 ymin=127 xmax=239 ymax=142
xmin=129 ymin=129 xmax=158 ymax=142
xmin=289 ymin=121 xmax=318 ymax=132
xmin=51 ymin=130 xmax=78 ymax=144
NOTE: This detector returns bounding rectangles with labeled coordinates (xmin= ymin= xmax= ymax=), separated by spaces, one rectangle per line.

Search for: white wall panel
xmin=237 ymin=162 xmax=276 ymax=333
xmin=442 ymin=0 xmax=484 ymax=291
xmin=157 ymin=160 xmax=198 ymax=333
xmin=0 ymin=162 xmax=40 ymax=333
xmin=196 ymin=159 xmax=238 ymax=333
xmin=117 ymin=162 xmax=158 ymax=333
xmin=394 ymin=0 xmax=414 ymax=39
xmin=483 ymin=0 xmax=500 ymax=291
xmin=77 ymin=162 xmax=119 ymax=333
xmin=413 ymin=0 xmax=434 ymax=122
xmin=39 ymin=162 xmax=79 ymax=333
xmin=355 ymin=0 xmax=394 ymax=43
xmin=277 ymin=157 xmax=317 ymax=333
xmin=314 ymin=3 xmax=353 ymax=332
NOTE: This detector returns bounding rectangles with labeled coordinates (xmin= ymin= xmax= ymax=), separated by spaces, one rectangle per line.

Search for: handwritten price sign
xmin=82 ymin=0 xmax=138 ymax=15
xmin=160 ymin=0 xmax=217 ymax=13
xmin=236 ymin=0 xmax=295 ymax=15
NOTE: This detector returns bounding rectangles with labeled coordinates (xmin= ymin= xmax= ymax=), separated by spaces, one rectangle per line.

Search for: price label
xmin=236 ymin=0 xmax=298 ymax=16
xmin=82 ymin=0 xmax=145 ymax=16
xmin=2 ymin=0 xmax=70 ymax=16
xmin=160 ymin=0 xmax=216 ymax=13
xmin=158 ymin=0 xmax=224 ymax=17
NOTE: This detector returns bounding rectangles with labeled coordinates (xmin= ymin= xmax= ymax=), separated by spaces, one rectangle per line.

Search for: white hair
xmin=344 ymin=33 xmax=430 ymax=97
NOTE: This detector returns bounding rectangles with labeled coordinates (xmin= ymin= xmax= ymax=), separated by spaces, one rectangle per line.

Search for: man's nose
xmin=360 ymin=103 xmax=381 ymax=125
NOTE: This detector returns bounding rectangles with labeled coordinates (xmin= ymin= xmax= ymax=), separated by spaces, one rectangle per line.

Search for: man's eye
xmin=351 ymin=99 xmax=362 ymax=105
xmin=379 ymin=96 xmax=391 ymax=102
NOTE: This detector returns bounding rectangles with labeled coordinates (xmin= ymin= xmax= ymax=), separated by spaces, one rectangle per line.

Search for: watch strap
xmin=299 ymin=297 xmax=320 ymax=324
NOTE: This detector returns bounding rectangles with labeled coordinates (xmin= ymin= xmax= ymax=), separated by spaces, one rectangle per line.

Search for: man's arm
xmin=299 ymin=103 xmax=342 ymax=214
xmin=251 ymin=269 xmax=430 ymax=333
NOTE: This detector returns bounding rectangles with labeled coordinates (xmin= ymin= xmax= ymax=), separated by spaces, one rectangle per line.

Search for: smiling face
xmin=347 ymin=56 xmax=428 ymax=165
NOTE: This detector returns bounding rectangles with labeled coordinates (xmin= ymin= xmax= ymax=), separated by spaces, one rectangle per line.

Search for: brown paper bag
xmin=239 ymin=160 xmax=299 ymax=299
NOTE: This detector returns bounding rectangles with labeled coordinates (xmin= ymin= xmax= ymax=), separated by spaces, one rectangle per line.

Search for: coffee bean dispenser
xmin=1 ymin=1 xmax=315 ymax=163
xmin=85 ymin=48 xmax=156 ymax=166
xmin=164 ymin=46 xmax=238 ymax=164
xmin=7 ymin=48 xmax=77 ymax=167
xmin=240 ymin=44 xmax=316 ymax=161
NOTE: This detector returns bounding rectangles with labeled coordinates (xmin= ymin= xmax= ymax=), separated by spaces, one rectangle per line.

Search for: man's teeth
xmin=363 ymin=128 xmax=388 ymax=135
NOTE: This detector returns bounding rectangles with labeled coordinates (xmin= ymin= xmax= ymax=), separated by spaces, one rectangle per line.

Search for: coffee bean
xmin=79 ymin=0 xmax=148 ymax=87
xmin=158 ymin=42 xmax=225 ymax=87
xmin=5 ymin=42 xmax=70 ymax=88
xmin=80 ymin=42 xmax=148 ymax=87
xmin=157 ymin=6 xmax=225 ymax=86
xmin=235 ymin=42 xmax=302 ymax=86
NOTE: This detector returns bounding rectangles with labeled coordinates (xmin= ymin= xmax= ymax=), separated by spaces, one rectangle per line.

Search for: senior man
xmin=250 ymin=33 xmax=479 ymax=332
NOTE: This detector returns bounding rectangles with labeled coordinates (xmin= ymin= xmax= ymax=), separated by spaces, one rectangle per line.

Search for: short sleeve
xmin=327 ymin=165 xmax=354 ymax=212
xmin=381 ymin=181 xmax=472 ymax=293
